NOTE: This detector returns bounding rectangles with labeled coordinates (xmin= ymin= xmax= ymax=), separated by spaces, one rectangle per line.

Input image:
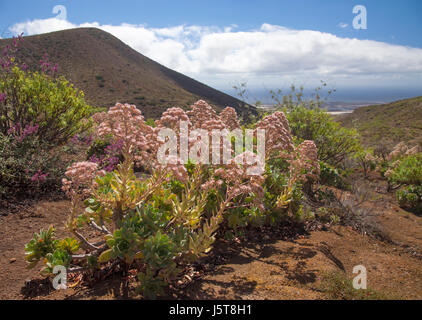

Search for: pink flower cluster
xmin=97 ymin=103 xmax=160 ymax=169
xmin=39 ymin=53 xmax=58 ymax=75
xmin=192 ymin=118 xmax=231 ymax=165
xmin=164 ymin=155 xmax=189 ymax=183
xmin=220 ymin=107 xmax=240 ymax=131
xmin=387 ymin=142 xmax=419 ymax=160
xmin=1 ymin=33 xmax=23 ymax=71
xmin=62 ymin=161 xmax=105 ymax=197
xmin=153 ymin=102 xmax=243 ymax=167
xmin=255 ymin=111 xmax=294 ymax=159
xmin=7 ymin=123 xmax=39 ymax=142
xmin=290 ymin=140 xmax=320 ymax=183
xmin=31 ymin=170 xmax=49 ymax=183
xmin=155 ymin=107 xmax=191 ymax=131
xmin=187 ymin=100 xmax=220 ymax=129
xmin=92 ymin=111 xmax=108 ymax=125
xmin=203 ymin=151 xmax=265 ymax=211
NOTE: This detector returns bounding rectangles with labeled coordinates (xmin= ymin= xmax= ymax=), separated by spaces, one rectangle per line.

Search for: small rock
xmin=9 ymin=258 xmax=16 ymax=263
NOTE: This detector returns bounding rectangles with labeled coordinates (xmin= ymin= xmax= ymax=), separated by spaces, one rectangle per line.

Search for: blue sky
xmin=1 ymin=0 xmax=422 ymax=102
xmin=2 ymin=0 xmax=422 ymax=46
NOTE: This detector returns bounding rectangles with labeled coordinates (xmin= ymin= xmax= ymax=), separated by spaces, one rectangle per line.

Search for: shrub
xmin=355 ymin=149 xmax=377 ymax=178
xmin=0 ymin=131 xmax=64 ymax=198
xmin=319 ymin=161 xmax=350 ymax=190
xmin=286 ymin=106 xmax=361 ymax=167
xmin=25 ymin=226 xmax=80 ymax=274
xmin=0 ymin=38 xmax=95 ymax=145
xmin=0 ymin=66 xmax=95 ymax=144
xmin=387 ymin=153 xmax=422 ymax=213
xmin=396 ymin=185 xmax=422 ymax=214
xmin=389 ymin=153 xmax=422 ymax=186
xmin=0 ymin=36 xmax=95 ymax=197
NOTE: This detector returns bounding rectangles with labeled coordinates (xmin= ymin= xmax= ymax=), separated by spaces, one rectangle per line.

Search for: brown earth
xmin=1 ymin=174 xmax=421 ymax=300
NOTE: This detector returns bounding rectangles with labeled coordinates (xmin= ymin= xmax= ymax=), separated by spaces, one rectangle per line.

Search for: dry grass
xmin=320 ymin=270 xmax=399 ymax=300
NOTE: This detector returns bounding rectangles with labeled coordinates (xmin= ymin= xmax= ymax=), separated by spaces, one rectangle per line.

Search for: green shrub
xmin=0 ymin=43 xmax=95 ymax=197
xmin=396 ymin=185 xmax=422 ymax=214
xmin=388 ymin=153 xmax=422 ymax=213
xmin=286 ymin=106 xmax=361 ymax=167
xmin=319 ymin=161 xmax=350 ymax=190
xmin=390 ymin=154 xmax=422 ymax=186
xmin=23 ymin=100 xmax=323 ymax=298
xmin=0 ymin=66 xmax=95 ymax=144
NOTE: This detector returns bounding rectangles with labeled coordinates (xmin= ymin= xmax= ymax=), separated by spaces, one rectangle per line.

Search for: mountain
xmin=0 ymin=28 xmax=255 ymax=119
xmin=338 ymin=96 xmax=422 ymax=149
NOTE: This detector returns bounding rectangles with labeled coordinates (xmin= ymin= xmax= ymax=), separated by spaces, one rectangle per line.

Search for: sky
xmin=1 ymin=0 xmax=421 ymax=103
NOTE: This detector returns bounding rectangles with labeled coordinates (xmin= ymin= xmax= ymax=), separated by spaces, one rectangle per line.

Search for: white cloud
xmin=338 ymin=22 xmax=348 ymax=28
xmin=10 ymin=18 xmax=76 ymax=36
xmin=8 ymin=19 xmax=422 ymax=91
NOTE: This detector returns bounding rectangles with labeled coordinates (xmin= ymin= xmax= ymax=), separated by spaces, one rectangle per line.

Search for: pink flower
xmin=96 ymin=103 xmax=159 ymax=170
xmin=31 ymin=170 xmax=49 ymax=183
xmin=187 ymin=100 xmax=220 ymax=129
xmin=220 ymin=107 xmax=240 ymax=130
xmin=62 ymin=161 xmax=101 ymax=197
xmin=290 ymin=140 xmax=320 ymax=182
xmin=255 ymin=111 xmax=294 ymax=159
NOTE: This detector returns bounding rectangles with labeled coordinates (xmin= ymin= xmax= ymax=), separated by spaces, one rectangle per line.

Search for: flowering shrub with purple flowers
xmin=0 ymin=34 xmax=96 ymax=144
xmin=87 ymin=138 xmax=124 ymax=172
xmin=0 ymin=34 xmax=96 ymax=198
xmin=0 ymin=127 xmax=63 ymax=197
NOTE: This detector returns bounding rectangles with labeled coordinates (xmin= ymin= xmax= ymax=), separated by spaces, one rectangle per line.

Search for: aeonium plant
xmin=24 ymin=100 xmax=321 ymax=298
xmin=25 ymin=103 xmax=224 ymax=299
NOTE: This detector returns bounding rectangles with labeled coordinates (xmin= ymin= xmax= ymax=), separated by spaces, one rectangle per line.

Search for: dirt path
xmin=1 ymin=189 xmax=421 ymax=300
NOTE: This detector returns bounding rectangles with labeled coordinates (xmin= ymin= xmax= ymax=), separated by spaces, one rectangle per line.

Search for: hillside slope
xmin=0 ymin=28 xmax=254 ymax=119
xmin=338 ymin=96 xmax=422 ymax=149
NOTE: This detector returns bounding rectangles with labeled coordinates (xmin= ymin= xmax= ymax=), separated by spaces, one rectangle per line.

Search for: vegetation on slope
xmin=338 ymin=96 xmax=422 ymax=149
xmin=0 ymin=28 xmax=254 ymax=119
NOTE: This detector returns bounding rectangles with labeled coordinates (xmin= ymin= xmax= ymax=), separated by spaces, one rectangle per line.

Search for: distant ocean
xmin=230 ymin=87 xmax=422 ymax=113
xmin=258 ymin=105 xmax=357 ymax=114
